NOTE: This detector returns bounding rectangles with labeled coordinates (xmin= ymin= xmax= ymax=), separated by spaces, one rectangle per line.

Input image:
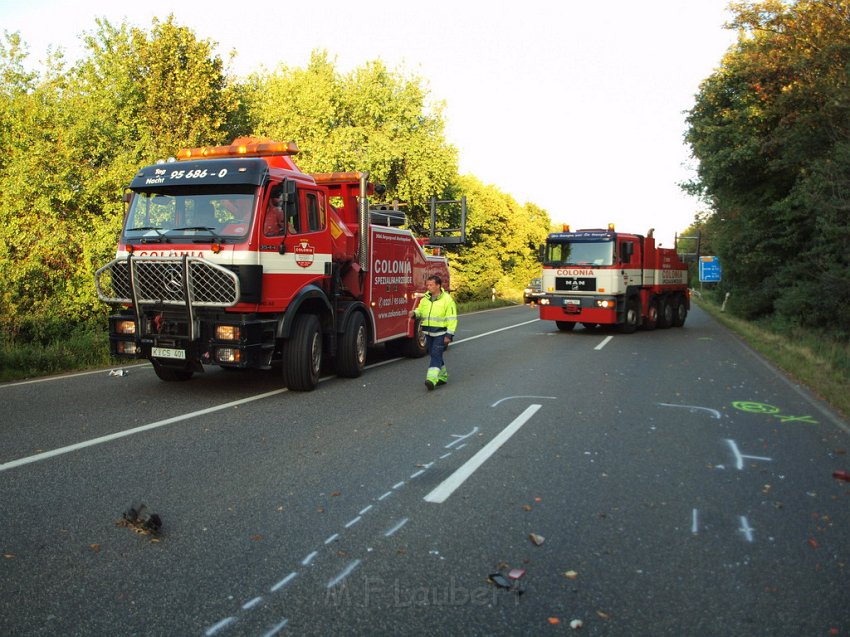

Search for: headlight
xmin=216 ymin=325 xmax=241 ymax=341
xmin=216 ymin=347 xmax=241 ymax=363
xmin=116 ymin=340 xmax=138 ymax=354
xmin=595 ymin=299 xmax=614 ymax=308
xmin=115 ymin=319 xmax=136 ymax=335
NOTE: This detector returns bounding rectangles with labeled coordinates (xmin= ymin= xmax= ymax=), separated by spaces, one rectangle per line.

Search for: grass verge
xmin=0 ymin=327 xmax=113 ymax=383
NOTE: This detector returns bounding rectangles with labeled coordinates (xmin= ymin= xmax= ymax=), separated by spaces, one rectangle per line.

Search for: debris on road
xmin=108 ymin=369 xmax=128 ymax=377
xmin=488 ymin=568 xmax=526 ymax=596
xmin=117 ymin=504 xmax=162 ymax=536
xmin=570 ymin=618 xmax=584 ymax=629
xmin=832 ymin=469 xmax=850 ymax=482
xmin=529 ymin=533 xmax=545 ymax=546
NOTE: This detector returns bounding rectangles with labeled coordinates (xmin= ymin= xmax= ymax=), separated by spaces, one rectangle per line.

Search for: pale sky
xmin=2 ymin=0 xmax=737 ymax=245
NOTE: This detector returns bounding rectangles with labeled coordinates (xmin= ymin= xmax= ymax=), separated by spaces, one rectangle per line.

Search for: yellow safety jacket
xmin=414 ymin=290 xmax=458 ymax=339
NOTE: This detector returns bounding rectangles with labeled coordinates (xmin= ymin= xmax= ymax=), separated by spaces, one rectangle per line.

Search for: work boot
xmin=437 ymin=366 xmax=448 ymax=386
xmin=425 ymin=367 xmax=440 ymax=390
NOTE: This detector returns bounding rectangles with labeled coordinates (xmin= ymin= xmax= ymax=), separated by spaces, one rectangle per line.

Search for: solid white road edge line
xmin=423 ymin=404 xmax=542 ymax=504
xmin=0 ymin=388 xmax=288 ymax=472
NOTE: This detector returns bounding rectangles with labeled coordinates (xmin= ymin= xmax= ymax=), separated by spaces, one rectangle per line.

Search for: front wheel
xmin=282 ymin=313 xmax=322 ymax=391
xmin=555 ymin=321 xmax=576 ymax=332
xmin=619 ymin=298 xmax=639 ymax=334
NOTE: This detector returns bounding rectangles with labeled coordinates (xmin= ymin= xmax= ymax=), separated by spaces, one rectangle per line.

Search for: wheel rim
xmin=356 ymin=326 xmax=367 ymax=365
xmin=310 ymin=330 xmax=322 ymax=375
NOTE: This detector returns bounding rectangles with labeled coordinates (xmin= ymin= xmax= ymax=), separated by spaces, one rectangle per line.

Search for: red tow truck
xmin=95 ymin=137 xmax=465 ymax=390
xmin=537 ymin=225 xmax=689 ymax=332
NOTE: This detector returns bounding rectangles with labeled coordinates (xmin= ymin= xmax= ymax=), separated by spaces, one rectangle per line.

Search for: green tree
xmin=246 ymin=51 xmax=458 ymax=220
xmin=0 ymin=17 xmax=242 ymax=339
xmin=685 ymin=0 xmax=850 ymax=333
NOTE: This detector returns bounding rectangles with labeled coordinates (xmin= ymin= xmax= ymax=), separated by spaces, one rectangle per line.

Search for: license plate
xmin=152 ymin=347 xmax=186 ymax=360
xmin=565 ymin=299 xmax=581 ymax=305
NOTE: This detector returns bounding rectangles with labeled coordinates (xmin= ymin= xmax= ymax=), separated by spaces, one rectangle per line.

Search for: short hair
xmin=427 ymin=274 xmax=442 ymax=286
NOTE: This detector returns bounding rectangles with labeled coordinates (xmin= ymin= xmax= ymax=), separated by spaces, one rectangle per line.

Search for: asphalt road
xmin=1 ymin=304 xmax=848 ymax=637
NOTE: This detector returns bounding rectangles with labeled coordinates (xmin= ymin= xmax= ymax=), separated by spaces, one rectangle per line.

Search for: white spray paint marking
xmin=692 ymin=509 xmax=699 ymax=534
xmin=260 ymin=618 xmax=289 ymax=637
xmin=425 ymin=405 xmax=542 ymax=503
xmin=725 ymin=438 xmax=772 ymax=470
xmin=242 ymin=597 xmax=262 ymax=610
xmin=324 ymin=533 xmax=339 ymax=545
xmin=738 ymin=516 xmax=755 ymax=542
xmin=378 ymin=491 xmax=393 ymax=501
xmin=270 ymin=572 xmax=297 ymax=592
xmin=392 ymin=481 xmax=405 ymax=490
xmin=444 ymin=426 xmax=479 ymax=448
xmin=358 ymin=505 xmax=373 ymax=515
xmin=205 ymin=616 xmax=237 ymax=636
xmin=491 ymin=396 xmax=557 ymax=407
xmin=658 ymin=403 xmax=722 ymax=419
xmin=301 ymin=551 xmax=318 ymax=566
xmin=384 ymin=517 xmax=410 ymax=537
xmin=595 ymin=335 xmax=614 ymax=350
xmin=344 ymin=516 xmax=362 ymax=529
xmin=326 ymin=559 xmax=362 ymax=589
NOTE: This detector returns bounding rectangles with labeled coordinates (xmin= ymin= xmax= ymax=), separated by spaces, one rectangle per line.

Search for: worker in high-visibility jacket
xmin=408 ymin=274 xmax=458 ymax=390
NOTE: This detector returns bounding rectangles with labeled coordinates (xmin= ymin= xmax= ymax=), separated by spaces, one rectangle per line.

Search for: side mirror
xmin=282 ymin=178 xmax=297 ymax=203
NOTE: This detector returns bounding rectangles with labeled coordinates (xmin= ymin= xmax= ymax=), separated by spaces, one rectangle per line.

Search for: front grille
xmin=96 ymin=256 xmax=240 ymax=307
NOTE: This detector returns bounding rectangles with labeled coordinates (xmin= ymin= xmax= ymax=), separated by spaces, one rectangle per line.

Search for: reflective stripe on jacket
xmin=414 ymin=291 xmax=457 ymax=338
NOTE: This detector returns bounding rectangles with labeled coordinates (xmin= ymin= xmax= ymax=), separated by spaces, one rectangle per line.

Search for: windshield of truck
xmin=124 ymin=187 xmax=256 ymax=243
xmin=545 ymin=239 xmax=614 ymax=266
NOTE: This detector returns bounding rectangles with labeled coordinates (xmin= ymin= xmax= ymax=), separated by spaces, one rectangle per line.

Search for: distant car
xmin=523 ymin=277 xmax=542 ymax=303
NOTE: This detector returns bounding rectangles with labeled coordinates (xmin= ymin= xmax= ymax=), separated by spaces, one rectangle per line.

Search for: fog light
xmin=216 ymin=347 xmax=241 ymax=363
xmin=115 ymin=319 xmax=136 ymax=335
xmin=216 ymin=325 xmax=240 ymax=341
xmin=539 ymin=298 xmax=550 ymax=305
xmin=595 ymin=299 xmax=613 ymax=308
xmin=116 ymin=340 xmax=138 ymax=354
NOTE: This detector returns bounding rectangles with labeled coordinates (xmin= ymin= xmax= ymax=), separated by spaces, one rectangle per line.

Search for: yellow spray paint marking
xmin=732 ymin=401 xmax=818 ymax=424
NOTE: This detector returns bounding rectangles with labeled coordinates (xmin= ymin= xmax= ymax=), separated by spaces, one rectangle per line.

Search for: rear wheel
xmin=657 ymin=296 xmax=674 ymax=328
xmin=337 ymin=312 xmax=367 ymax=378
xmin=282 ymin=313 xmax=322 ymax=391
xmin=152 ymin=360 xmax=193 ymax=381
xmin=672 ymin=294 xmax=688 ymax=327
xmin=555 ymin=321 xmax=576 ymax=332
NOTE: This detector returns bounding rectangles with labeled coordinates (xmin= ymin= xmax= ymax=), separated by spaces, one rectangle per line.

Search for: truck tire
xmin=619 ymin=298 xmax=639 ymax=333
xmin=152 ymin=360 xmax=194 ymax=381
xmin=672 ymin=294 xmax=688 ymax=327
xmin=657 ymin=296 xmax=674 ymax=328
xmin=337 ymin=312 xmax=367 ymax=378
xmin=400 ymin=318 xmax=428 ymax=358
xmin=555 ymin=321 xmax=576 ymax=332
xmin=283 ymin=313 xmax=322 ymax=391
xmin=642 ymin=298 xmax=659 ymax=330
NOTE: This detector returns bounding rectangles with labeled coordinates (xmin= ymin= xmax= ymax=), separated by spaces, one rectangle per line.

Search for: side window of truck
xmin=306 ymin=192 xmax=324 ymax=232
